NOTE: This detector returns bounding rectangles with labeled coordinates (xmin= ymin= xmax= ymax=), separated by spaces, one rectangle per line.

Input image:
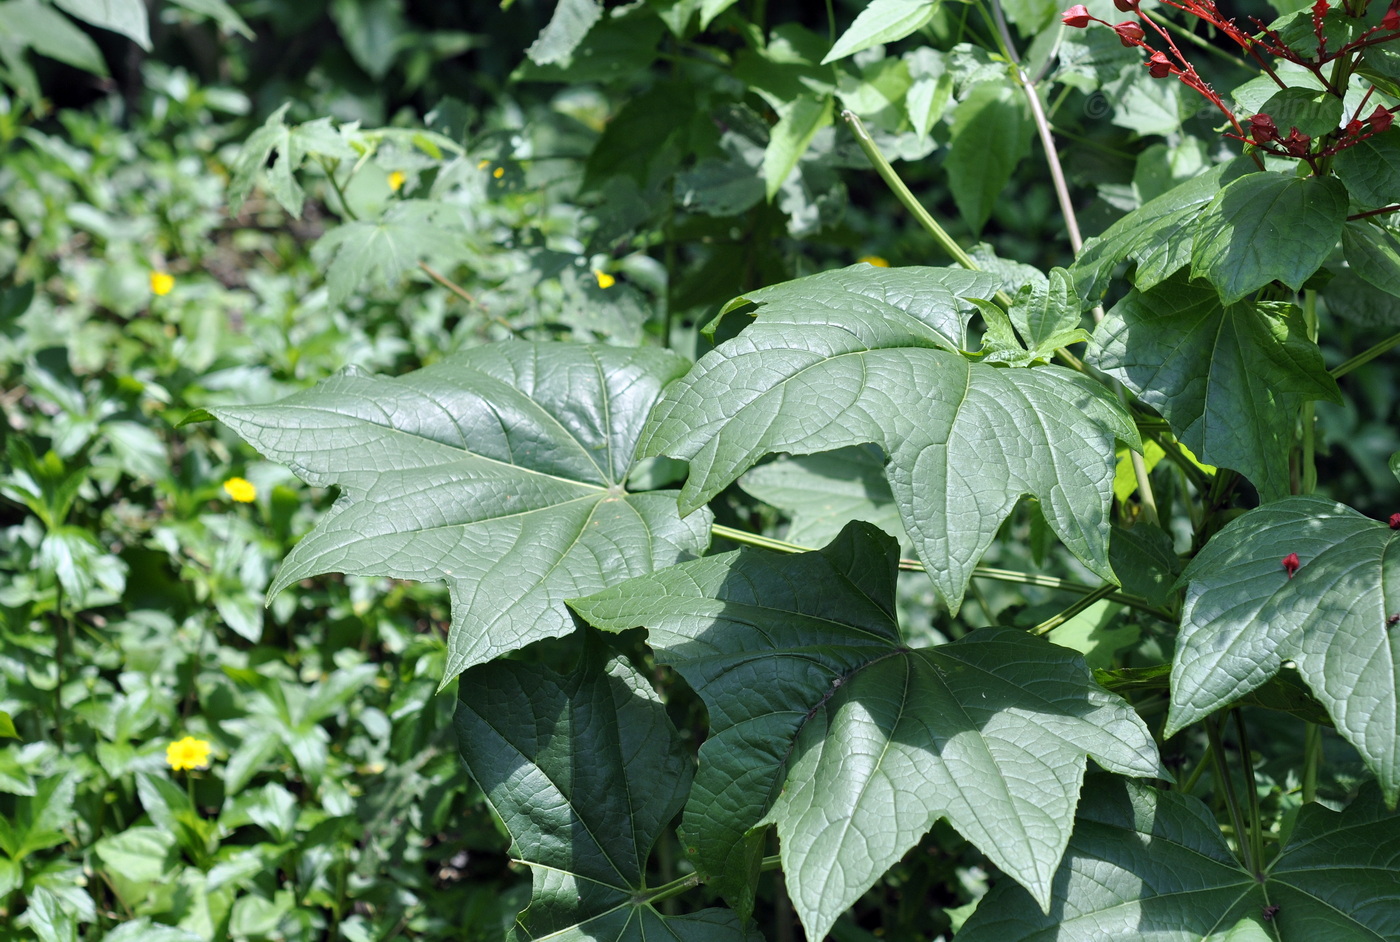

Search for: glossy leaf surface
xmin=455 ymin=645 xmax=758 ymax=942
xmin=571 ymin=522 xmax=1162 ymax=939
xmin=641 ymin=265 xmax=1138 ymax=612
xmin=1169 ymin=496 xmax=1400 ymax=802
xmin=211 ymin=343 xmax=712 ymax=683
xmin=960 ymin=777 xmax=1400 ymax=940
xmin=1090 ymin=274 xmax=1339 ymax=501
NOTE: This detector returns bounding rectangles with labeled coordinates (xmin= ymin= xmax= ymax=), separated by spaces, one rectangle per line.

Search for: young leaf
xmin=822 ymin=0 xmax=940 ymax=64
xmin=1090 ymin=274 xmax=1340 ymax=501
xmin=1008 ymin=267 xmax=1092 ymax=361
xmin=210 ymin=343 xmax=711 ymax=683
xmin=641 ymin=264 xmax=1138 ymax=613
xmin=455 ymin=644 xmax=759 ymax=942
xmin=959 ymin=777 xmax=1400 ymax=940
xmin=1072 ymin=158 xmax=1252 ymax=304
xmin=1169 ymin=496 xmax=1400 ymax=802
xmin=946 ymin=81 xmax=1032 ymax=235
xmin=762 ymin=93 xmax=833 ymax=200
xmin=570 ymin=522 xmax=1162 ymax=937
xmin=313 ymin=200 xmax=472 ymax=307
xmin=1190 ymin=171 xmax=1347 ymax=304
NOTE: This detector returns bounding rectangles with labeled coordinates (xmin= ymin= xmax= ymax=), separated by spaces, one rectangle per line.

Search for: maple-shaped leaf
xmin=960 ymin=776 xmax=1400 ymax=940
xmin=209 ymin=342 xmax=711 ymax=683
xmin=226 ymin=103 xmax=358 ymax=217
xmin=1167 ymin=495 xmax=1400 ymax=802
xmin=1090 ymin=273 xmax=1339 ymax=501
xmin=313 ymin=200 xmax=474 ymax=307
xmin=455 ymin=641 xmax=760 ymax=942
xmin=570 ymin=522 xmax=1162 ymax=939
xmin=639 ymin=264 xmax=1138 ymax=612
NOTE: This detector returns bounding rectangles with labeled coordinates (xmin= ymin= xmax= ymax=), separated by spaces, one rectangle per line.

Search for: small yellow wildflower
xmin=166 ymin=736 xmax=212 ymax=772
xmin=150 ymin=271 xmax=175 ymax=296
xmin=593 ymin=269 xmax=616 ymax=289
xmin=223 ymin=477 xmax=256 ymax=502
xmin=493 ymin=166 xmax=505 ymax=179
xmin=388 ymin=170 xmax=407 ymax=192
xmin=857 ymin=255 xmax=890 ymax=268
xmin=477 ymin=159 xmax=490 ymax=170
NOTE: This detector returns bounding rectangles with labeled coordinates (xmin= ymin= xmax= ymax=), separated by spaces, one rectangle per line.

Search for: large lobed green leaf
xmin=1190 ymin=170 xmax=1347 ymax=305
xmin=211 ymin=342 xmax=712 ymax=683
xmin=455 ymin=643 xmax=759 ymax=942
xmin=1090 ymin=273 xmax=1340 ymax=501
xmin=959 ymin=776 xmax=1400 ymax=940
xmin=1168 ymin=495 xmax=1400 ymax=802
xmin=571 ymin=522 xmax=1162 ymax=939
xmin=640 ymin=264 xmax=1138 ymax=613
xmin=1072 ymin=158 xmax=1252 ymax=304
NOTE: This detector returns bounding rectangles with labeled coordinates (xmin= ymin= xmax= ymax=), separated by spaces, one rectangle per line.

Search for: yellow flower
xmin=477 ymin=159 xmax=490 ymax=170
xmin=223 ymin=477 xmax=256 ymax=502
xmin=388 ymin=170 xmax=407 ymax=192
xmin=593 ymin=269 xmax=616 ymax=289
xmin=149 ymin=271 xmax=175 ymax=296
xmin=857 ymin=255 xmax=890 ymax=268
xmin=493 ymin=166 xmax=505 ymax=179
xmin=166 ymin=736 xmax=212 ymax=772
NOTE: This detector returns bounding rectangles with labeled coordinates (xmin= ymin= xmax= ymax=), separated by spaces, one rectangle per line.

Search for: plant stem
xmin=710 ymin=524 xmax=1171 ymax=618
xmin=317 ymin=156 xmax=360 ymax=222
xmin=1302 ymin=721 xmax=1321 ymax=804
xmin=53 ymin=585 xmax=67 ymax=748
xmin=1300 ymin=290 xmax=1319 ymax=495
xmin=1330 ymin=328 xmax=1400 ymax=379
xmin=1030 ymin=582 xmax=1116 ymax=636
xmin=1232 ymin=709 xmax=1266 ymax=873
xmin=838 ymin=111 xmax=984 ymax=278
xmin=1206 ymin=714 xmax=1253 ymax=873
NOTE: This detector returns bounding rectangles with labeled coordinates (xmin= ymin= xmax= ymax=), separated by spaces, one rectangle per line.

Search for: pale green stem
xmin=1301 ymin=290 xmax=1319 ymax=495
xmin=1330 ymin=328 xmax=1400 ymax=379
xmin=1207 ymin=715 xmax=1254 ymax=872
xmin=710 ymin=524 xmax=1169 ymax=618
xmin=1030 ymin=582 xmax=1116 ymax=636
xmin=1301 ymin=722 xmax=1321 ymax=805
xmin=1233 ymin=709 xmax=1266 ymax=873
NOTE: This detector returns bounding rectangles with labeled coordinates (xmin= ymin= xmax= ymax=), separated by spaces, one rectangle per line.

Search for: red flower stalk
xmin=1282 ymin=552 xmax=1301 ymax=578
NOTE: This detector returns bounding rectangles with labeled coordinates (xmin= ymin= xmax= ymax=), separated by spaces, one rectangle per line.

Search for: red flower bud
xmin=1249 ymin=113 xmax=1278 ymax=143
xmin=1372 ymin=106 xmax=1394 ymax=133
xmin=1146 ymin=51 xmax=1173 ymax=78
xmin=1282 ymin=127 xmax=1311 ymax=156
xmin=1114 ymin=21 xmax=1146 ymax=44
xmin=1384 ymin=7 xmax=1400 ymax=30
xmin=1114 ymin=0 xmax=1139 ymax=9
xmin=1063 ymin=4 xmax=1093 ymax=27
xmin=1389 ymin=512 xmax=1400 ymax=529
xmin=1312 ymin=0 xmax=1329 ymax=18
xmin=1282 ymin=552 xmax=1300 ymax=578
xmin=1345 ymin=118 xmax=1363 ymax=136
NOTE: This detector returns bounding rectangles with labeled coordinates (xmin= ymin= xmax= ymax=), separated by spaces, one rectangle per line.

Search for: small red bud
xmin=1389 ymin=512 xmax=1400 ymax=529
xmin=1113 ymin=0 xmax=1139 ymax=10
xmin=1113 ymin=20 xmax=1146 ymax=44
xmin=1062 ymin=4 xmax=1093 ymax=27
xmin=1345 ymin=118 xmax=1363 ymax=136
xmin=1372 ymin=106 xmax=1394 ymax=133
xmin=1384 ymin=7 xmax=1400 ymax=30
xmin=1249 ymin=113 xmax=1278 ymax=143
xmin=1312 ymin=0 xmax=1330 ymax=18
xmin=1282 ymin=553 xmax=1301 ymax=578
xmin=1146 ymin=51 xmax=1173 ymax=78
xmin=1282 ymin=127 xmax=1312 ymax=156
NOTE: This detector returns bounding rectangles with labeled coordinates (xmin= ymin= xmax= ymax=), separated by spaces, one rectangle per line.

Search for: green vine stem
xmin=1206 ymin=714 xmax=1255 ymax=874
xmin=1232 ymin=709 xmax=1267 ymax=870
xmin=1030 ymin=582 xmax=1117 ymax=636
xmin=316 ymin=155 xmax=360 ymax=222
xmin=710 ymin=524 xmax=1171 ymax=619
xmin=1330 ymin=328 xmax=1400 ymax=379
xmin=1302 ymin=722 xmax=1322 ymax=805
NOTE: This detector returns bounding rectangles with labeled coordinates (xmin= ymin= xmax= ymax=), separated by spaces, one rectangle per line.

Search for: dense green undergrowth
xmin=4 ymin=0 xmax=1400 ymax=940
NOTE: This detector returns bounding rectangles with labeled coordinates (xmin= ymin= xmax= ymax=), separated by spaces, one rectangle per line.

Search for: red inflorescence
xmin=1281 ymin=552 xmax=1301 ymax=578
xmin=1063 ymin=5 xmax=1093 ymax=27
xmin=1249 ymin=113 xmax=1279 ymax=143
xmin=1373 ymin=106 xmax=1395 ymax=133
xmin=1146 ymin=51 xmax=1174 ymax=77
xmin=1384 ymin=7 xmax=1400 ymax=31
xmin=1389 ymin=512 xmax=1400 ymax=529
xmin=1114 ymin=21 xmax=1146 ymax=45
